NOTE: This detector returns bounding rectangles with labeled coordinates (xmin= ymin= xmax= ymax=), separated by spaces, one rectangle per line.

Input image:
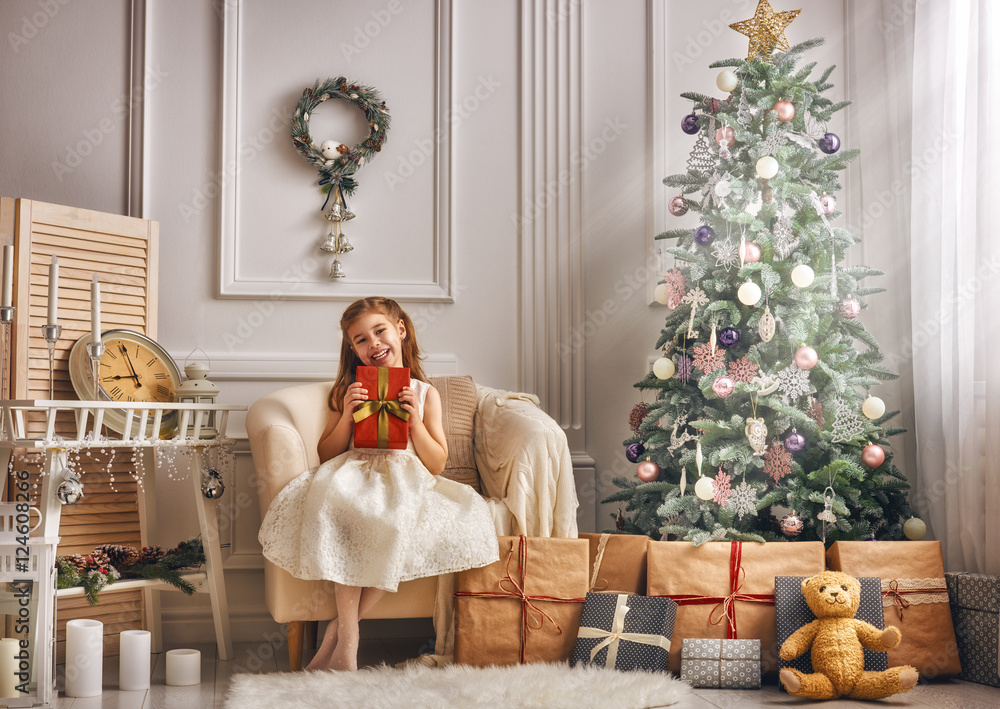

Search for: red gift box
xmin=352 ymin=366 xmax=410 ymax=449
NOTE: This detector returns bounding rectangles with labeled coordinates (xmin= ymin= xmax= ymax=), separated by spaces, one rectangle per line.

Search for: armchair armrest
xmin=473 ymin=385 xmax=579 ymax=538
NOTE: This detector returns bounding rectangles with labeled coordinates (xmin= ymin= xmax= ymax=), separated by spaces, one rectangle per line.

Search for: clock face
xmin=99 ymin=338 xmax=177 ymax=403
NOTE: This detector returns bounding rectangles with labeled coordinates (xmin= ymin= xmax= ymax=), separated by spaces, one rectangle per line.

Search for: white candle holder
xmin=118 ymin=630 xmax=150 ymax=691
xmin=42 ymin=323 xmax=61 ymax=399
xmin=65 ymin=618 xmax=103 ymax=697
xmin=165 ymin=648 xmax=201 ymax=686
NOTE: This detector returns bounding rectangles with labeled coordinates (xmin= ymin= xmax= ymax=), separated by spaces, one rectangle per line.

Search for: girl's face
xmin=347 ymin=311 xmax=406 ymax=368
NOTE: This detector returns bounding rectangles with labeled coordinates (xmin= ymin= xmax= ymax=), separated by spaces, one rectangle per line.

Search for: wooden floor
xmin=52 ymin=636 xmax=1000 ymax=708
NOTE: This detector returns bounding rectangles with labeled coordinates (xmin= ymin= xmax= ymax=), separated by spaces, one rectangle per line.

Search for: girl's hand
xmin=398 ymin=386 xmax=422 ymax=426
xmin=343 ymin=381 xmax=368 ymax=412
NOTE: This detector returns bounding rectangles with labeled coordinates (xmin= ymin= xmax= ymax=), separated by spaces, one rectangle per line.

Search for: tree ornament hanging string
xmin=291 ymin=77 xmax=391 ymax=279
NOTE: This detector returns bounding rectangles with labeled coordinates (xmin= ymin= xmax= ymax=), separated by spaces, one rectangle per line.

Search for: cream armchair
xmin=246 ymin=375 xmax=579 ymax=670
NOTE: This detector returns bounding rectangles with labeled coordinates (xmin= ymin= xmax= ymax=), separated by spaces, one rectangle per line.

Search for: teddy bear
xmin=778 ymin=570 xmax=919 ymax=700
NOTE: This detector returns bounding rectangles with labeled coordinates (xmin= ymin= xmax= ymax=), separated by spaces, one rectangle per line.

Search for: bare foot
xmin=780 ymin=668 xmax=801 ymax=694
xmin=900 ymin=667 xmax=919 ymax=690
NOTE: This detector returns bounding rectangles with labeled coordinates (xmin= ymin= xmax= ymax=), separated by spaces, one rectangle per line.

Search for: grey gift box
xmin=680 ymin=638 xmax=761 ymax=689
xmin=946 ymin=572 xmax=999 ymax=688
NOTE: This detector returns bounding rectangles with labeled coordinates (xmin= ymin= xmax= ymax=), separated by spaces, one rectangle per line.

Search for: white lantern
xmin=653 ymin=357 xmax=675 ymax=380
xmin=716 ymin=70 xmax=738 ymax=93
xmin=755 ymin=156 xmax=779 ymax=179
xmin=737 ymin=280 xmax=762 ymax=306
xmin=694 ymin=476 xmax=715 ymax=500
xmin=176 ymin=362 xmax=220 ymax=438
xmin=791 ymin=264 xmax=815 ymax=288
xmin=862 ymin=395 xmax=886 ymax=420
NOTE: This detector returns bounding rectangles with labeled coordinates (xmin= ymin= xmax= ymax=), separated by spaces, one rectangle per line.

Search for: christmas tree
xmin=604 ymin=9 xmax=913 ymax=545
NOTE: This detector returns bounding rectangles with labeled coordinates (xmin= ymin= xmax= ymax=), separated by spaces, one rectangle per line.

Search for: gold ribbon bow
xmin=576 ymin=594 xmax=672 ymax=668
xmin=352 ymin=367 xmax=410 ymax=448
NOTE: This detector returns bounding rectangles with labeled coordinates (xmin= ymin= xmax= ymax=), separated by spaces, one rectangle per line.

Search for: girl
xmin=258 ymin=297 xmax=498 ymax=672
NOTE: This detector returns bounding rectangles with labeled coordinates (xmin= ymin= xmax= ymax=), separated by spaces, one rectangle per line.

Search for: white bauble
xmin=716 ymin=70 xmax=738 ymax=93
xmin=654 ymin=283 xmax=670 ymax=305
xmin=737 ymin=280 xmax=762 ymax=306
xmin=791 ymin=264 xmax=815 ymax=288
xmin=903 ymin=516 xmax=927 ymax=540
xmin=320 ymin=140 xmax=341 ymax=159
xmin=862 ymin=395 xmax=886 ymax=420
xmin=756 ymin=156 xmax=779 ymax=179
xmin=694 ymin=476 xmax=715 ymax=501
xmin=653 ymin=357 xmax=676 ymax=380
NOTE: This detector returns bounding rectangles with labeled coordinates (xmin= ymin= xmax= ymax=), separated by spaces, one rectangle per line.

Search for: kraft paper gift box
xmin=579 ymin=532 xmax=649 ymax=595
xmin=775 ymin=576 xmax=889 ymax=683
xmin=826 ymin=541 xmax=961 ymax=677
xmin=647 ymin=540 xmax=825 ymax=673
xmin=946 ymin=572 xmax=1000 ymax=687
xmin=353 ymin=366 xmax=410 ymax=449
xmin=680 ymin=638 xmax=761 ymax=689
xmin=454 ymin=535 xmax=588 ymax=666
xmin=571 ymin=592 xmax=676 ymax=671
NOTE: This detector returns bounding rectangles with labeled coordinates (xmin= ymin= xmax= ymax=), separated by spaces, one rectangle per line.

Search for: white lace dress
xmin=258 ymin=378 xmax=499 ymax=592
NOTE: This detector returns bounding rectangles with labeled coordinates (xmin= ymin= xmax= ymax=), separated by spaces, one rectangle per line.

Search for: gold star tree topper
xmin=729 ymin=0 xmax=801 ymax=62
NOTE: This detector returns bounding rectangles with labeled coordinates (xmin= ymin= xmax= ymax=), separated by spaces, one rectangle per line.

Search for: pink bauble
xmin=712 ymin=375 xmax=736 ymax=398
xmin=637 ymin=460 xmax=660 ymax=482
xmin=861 ymin=444 xmax=886 ymax=468
xmin=668 ymin=196 xmax=689 ymax=216
xmin=740 ymin=242 xmax=762 ymax=263
xmin=820 ymin=193 xmax=837 ymax=215
xmin=780 ymin=513 xmax=804 ymax=537
xmin=773 ymin=100 xmax=795 ymax=122
xmin=839 ymin=296 xmax=861 ymax=319
xmin=715 ymin=126 xmax=736 ymax=148
xmin=794 ymin=345 xmax=818 ymax=370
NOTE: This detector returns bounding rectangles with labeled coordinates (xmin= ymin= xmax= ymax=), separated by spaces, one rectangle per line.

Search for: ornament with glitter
xmin=764 ymin=438 xmax=792 ymax=482
xmin=728 ymin=479 xmax=758 ymax=519
xmin=663 ymin=268 xmax=687 ymax=309
xmin=687 ymin=131 xmax=716 ymax=174
xmin=830 ymin=398 xmax=865 ymax=443
xmin=758 ymin=303 xmax=776 ymax=342
xmin=776 ymin=363 xmax=811 ymax=402
xmin=729 ymin=0 xmax=801 ymax=62
xmin=745 ymin=417 xmax=768 ymax=457
xmin=668 ymin=413 xmax=699 ymax=453
xmin=759 ymin=125 xmax=788 ymax=156
xmin=713 ymin=469 xmax=732 ymax=506
xmin=712 ymin=237 xmax=740 ymax=272
xmin=682 ymin=287 xmax=709 ymax=339
xmin=737 ymin=92 xmax=753 ymax=128
xmin=808 ymin=396 xmax=826 ymax=427
xmin=692 ymin=342 xmax=726 ymax=374
xmin=677 ymin=353 xmax=693 ymax=384
xmin=727 ymin=355 xmax=759 ymax=384
xmin=772 ymin=214 xmax=799 ymax=260
xmin=628 ymin=403 xmax=650 ymax=434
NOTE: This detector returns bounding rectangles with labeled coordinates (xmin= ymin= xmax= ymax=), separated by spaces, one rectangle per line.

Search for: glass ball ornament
xmin=716 ymin=70 xmax=738 ymax=93
xmin=862 ymin=395 xmax=886 ymax=420
xmin=715 ymin=126 xmax=736 ymax=148
xmin=773 ymin=100 xmax=795 ymax=122
xmin=637 ymin=459 xmax=660 ymax=482
xmin=861 ymin=443 xmax=886 ymax=468
xmin=740 ymin=241 xmax=761 ymax=263
xmin=784 ymin=429 xmax=806 ymax=452
xmin=718 ymin=326 xmax=740 ymax=349
xmin=625 ymin=442 xmax=645 ymax=463
xmin=819 ymin=193 xmax=837 ymax=215
xmin=694 ymin=225 xmax=716 ymax=246
xmin=653 ymin=283 xmax=670 ymax=305
xmin=794 ymin=344 xmax=819 ymax=370
xmin=903 ymin=516 xmax=927 ymax=540
xmin=681 ymin=113 xmax=700 ymax=135
xmin=780 ymin=512 xmax=804 ymax=537
xmin=839 ymin=295 xmax=861 ymax=319
xmin=653 ymin=357 xmax=676 ymax=380
xmin=791 ymin=264 xmax=815 ymax=288
xmin=737 ymin=280 xmax=762 ymax=306
xmin=668 ymin=196 xmax=689 ymax=216
xmin=755 ymin=156 xmax=779 ymax=179
xmin=712 ymin=375 xmax=735 ymax=398
xmin=57 ymin=476 xmax=84 ymax=505
xmin=694 ymin=475 xmax=715 ymax=501
xmin=201 ymin=468 xmax=226 ymax=499
xmin=819 ymin=132 xmax=841 ymax=154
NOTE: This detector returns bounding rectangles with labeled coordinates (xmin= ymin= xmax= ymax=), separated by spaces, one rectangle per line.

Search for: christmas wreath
xmin=290 ymin=77 xmax=391 ymax=209
xmin=56 ymin=538 xmax=206 ymax=605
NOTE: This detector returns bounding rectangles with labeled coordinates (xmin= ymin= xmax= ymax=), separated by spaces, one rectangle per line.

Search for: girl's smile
xmin=348 ymin=312 xmax=406 ymax=367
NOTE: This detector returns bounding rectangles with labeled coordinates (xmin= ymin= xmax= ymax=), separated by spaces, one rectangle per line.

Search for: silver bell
xmin=57 ymin=476 xmax=84 ymax=505
xmin=329 ymin=258 xmax=345 ymax=279
xmin=201 ymin=468 xmax=225 ymax=499
xmin=338 ymin=234 xmax=354 ymax=253
xmin=319 ymin=233 xmax=339 ymax=252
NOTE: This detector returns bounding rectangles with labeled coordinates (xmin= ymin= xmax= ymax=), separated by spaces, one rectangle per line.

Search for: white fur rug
xmin=223 ymin=662 xmax=691 ymax=709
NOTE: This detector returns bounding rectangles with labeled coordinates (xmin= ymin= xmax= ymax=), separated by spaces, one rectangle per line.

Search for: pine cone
xmin=628 ymin=403 xmax=650 ymax=434
xmin=140 ymin=545 xmax=165 ymax=564
xmin=94 ymin=544 xmax=141 ymax=571
xmin=64 ymin=554 xmax=90 ymax=573
xmin=89 ymin=549 xmax=113 ymax=570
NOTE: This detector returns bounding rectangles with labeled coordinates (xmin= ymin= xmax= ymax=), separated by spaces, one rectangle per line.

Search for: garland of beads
xmin=290 ymin=77 xmax=391 ymax=205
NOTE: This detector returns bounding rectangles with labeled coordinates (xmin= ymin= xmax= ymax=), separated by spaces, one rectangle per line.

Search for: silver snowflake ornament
xmin=759 ymin=126 xmax=787 ymax=156
xmin=776 ymin=364 xmax=811 ymax=402
xmin=772 ymin=214 xmax=799 ymax=260
xmin=712 ymin=237 xmax=740 ymax=272
xmin=728 ymin=480 xmax=758 ymax=519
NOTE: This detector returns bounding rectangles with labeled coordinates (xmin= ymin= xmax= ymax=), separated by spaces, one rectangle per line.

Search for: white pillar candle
xmin=165 ymin=648 xmax=201 ymax=686
xmin=118 ymin=630 xmax=150 ymax=691
xmin=0 ymin=638 xmax=19 ymax=698
xmin=1 ymin=245 xmax=12 ymax=308
xmin=90 ymin=274 xmax=101 ymax=344
xmin=65 ymin=619 xmax=103 ymax=697
xmin=47 ymin=255 xmax=59 ymax=324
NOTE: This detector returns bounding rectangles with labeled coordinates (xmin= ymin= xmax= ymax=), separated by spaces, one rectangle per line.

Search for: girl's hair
xmin=329 ymin=297 xmax=428 ymax=411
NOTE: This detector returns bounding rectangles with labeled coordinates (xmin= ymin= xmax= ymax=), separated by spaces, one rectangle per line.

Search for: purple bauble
xmin=681 ymin=113 xmax=700 ymax=135
xmin=694 ymin=225 xmax=715 ymax=246
xmin=784 ymin=430 xmax=806 ymax=452
xmin=718 ymin=326 xmax=740 ymax=349
xmin=625 ymin=442 xmax=645 ymax=463
xmin=819 ymin=132 xmax=841 ymax=154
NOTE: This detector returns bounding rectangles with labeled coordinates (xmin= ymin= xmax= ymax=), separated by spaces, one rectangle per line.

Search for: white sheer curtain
xmin=848 ymin=0 xmax=1000 ymax=573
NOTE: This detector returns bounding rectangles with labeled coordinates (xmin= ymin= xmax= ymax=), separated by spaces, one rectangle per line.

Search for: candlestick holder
xmin=42 ymin=323 xmax=62 ymax=399
xmin=0 ymin=305 xmax=14 ymax=401
xmin=86 ymin=341 xmax=105 ymax=400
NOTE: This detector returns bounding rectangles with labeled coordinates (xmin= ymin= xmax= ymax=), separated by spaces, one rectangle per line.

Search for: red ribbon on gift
xmin=455 ymin=535 xmax=586 ymax=663
xmin=657 ymin=541 xmax=775 ymax=639
xmin=881 ymin=578 xmax=948 ymax=621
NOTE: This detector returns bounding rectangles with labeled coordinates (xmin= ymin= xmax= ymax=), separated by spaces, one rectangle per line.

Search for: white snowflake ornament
xmin=712 ymin=237 xmax=740 ymax=272
xmin=776 ymin=364 xmax=811 ymax=402
xmin=728 ymin=480 xmax=758 ymax=519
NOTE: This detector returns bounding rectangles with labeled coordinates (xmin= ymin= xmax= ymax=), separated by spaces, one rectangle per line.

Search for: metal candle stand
xmin=0 ymin=305 xmax=13 ymax=400
xmin=41 ymin=324 xmax=62 ymax=399
xmin=85 ymin=341 xmax=105 ymax=400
